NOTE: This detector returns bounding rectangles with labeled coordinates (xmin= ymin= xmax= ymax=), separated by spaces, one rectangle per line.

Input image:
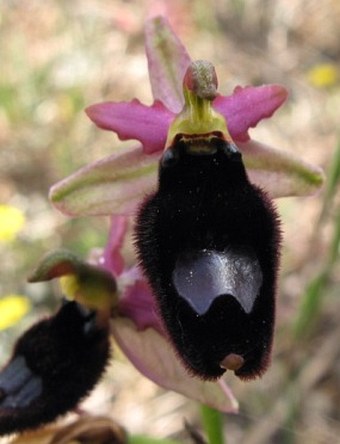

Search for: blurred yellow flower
xmin=307 ymin=63 xmax=338 ymax=88
xmin=0 ymin=295 xmax=31 ymax=330
xmin=0 ymin=205 xmax=25 ymax=242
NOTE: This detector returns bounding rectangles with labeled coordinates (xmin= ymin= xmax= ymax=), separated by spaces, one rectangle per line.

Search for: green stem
xmin=294 ymin=204 xmax=340 ymax=339
xmin=200 ymin=404 xmax=225 ymax=444
xmin=128 ymin=435 xmax=180 ymax=444
xmin=294 ymin=140 xmax=340 ymax=339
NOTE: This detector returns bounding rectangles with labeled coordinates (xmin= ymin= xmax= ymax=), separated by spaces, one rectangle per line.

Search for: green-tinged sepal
xmin=166 ymin=60 xmax=231 ymax=146
xmin=28 ymin=249 xmax=118 ymax=313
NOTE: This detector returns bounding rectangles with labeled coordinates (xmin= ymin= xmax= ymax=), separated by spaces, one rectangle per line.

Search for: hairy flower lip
xmin=100 ymin=215 xmax=239 ymax=412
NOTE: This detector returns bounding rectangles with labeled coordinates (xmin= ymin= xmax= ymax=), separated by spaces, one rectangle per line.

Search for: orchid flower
xmin=50 ymin=16 xmax=324 ymax=217
xmin=48 ymin=12 xmax=324 ymax=416
xmin=0 ymin=14 xmax=325 ymax=438
xmin=101 ymin=216 xmax=239 ymax=412
xmin=20 ymin=223 xmax=238 ymax=416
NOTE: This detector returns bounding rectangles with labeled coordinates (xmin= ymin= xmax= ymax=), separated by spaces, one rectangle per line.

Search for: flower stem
xmin=128 ymin=435 xmax=180 ymax=444
xmin=200 ymin=404 xmax=225 ymax=444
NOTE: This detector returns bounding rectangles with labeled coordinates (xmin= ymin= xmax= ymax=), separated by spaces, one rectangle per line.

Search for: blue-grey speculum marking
xmin=0 ymin=356 xmax=42 ymax=408
xmin=173 ymin=248 xmax=263 ymax=315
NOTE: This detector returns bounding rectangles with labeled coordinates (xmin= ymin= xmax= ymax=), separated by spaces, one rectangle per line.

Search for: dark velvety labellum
xmin=0 ymin=300 xmax=110 ymax=436
xmin=135 ymin=134 xmax=281 ymax=380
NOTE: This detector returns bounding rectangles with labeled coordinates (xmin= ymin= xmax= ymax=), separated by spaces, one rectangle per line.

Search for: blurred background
xmin=0 ymin=0 xmax=339 ymax=443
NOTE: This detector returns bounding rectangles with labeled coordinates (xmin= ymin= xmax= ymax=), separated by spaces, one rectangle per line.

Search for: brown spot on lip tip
xmin=220 ymin=354 xmax=245 ymax=371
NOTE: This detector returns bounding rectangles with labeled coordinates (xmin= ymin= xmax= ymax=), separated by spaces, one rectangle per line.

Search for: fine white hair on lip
xmin=172 ymin=248 xmax=263 ymax=315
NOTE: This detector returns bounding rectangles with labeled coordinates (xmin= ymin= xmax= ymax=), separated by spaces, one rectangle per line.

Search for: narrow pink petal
xmin=145 ymin=16 xmax=191 ymax=113
xmin=213 ymin=84 xmax=288 ymax=142
xmin=239 ymin=139 xmax=325 ymax=197
xmin=101 ymin=216 xmax=128 ymax=276
xmin=118 ymin=278 xmax=164 ymax=335
xmin=111 ymin=318 xmax=238 ymax=413
xmin=50 ymin=145 xmax=160 ymax=216
xmin=86 ymin=100 xmax=174 ymax=154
